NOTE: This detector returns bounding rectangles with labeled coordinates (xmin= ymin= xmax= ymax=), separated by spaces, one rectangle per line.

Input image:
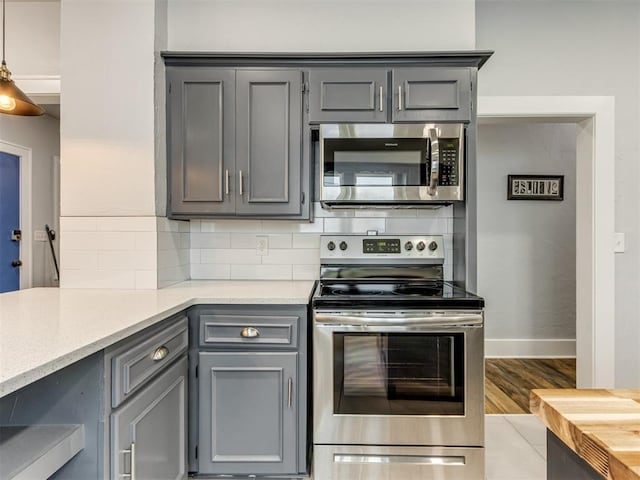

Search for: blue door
xmin=0 ymin=151 xmax=20 ymax=293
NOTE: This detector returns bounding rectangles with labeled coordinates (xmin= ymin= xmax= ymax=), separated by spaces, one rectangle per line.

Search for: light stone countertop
xmin=0 ymin=280 xmax=316 ymax=398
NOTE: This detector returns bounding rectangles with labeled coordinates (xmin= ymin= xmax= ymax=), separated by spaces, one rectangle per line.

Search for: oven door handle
xmin=314 ymin=312 xmax=483 ymax=327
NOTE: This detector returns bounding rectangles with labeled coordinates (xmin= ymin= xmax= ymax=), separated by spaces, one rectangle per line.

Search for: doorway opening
xmin=477 ymin=96 xmax=616 ymax=394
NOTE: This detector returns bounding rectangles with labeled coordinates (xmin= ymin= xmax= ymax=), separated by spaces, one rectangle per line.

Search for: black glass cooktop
xmin=313 ymin=280 xmax=484 ymax=310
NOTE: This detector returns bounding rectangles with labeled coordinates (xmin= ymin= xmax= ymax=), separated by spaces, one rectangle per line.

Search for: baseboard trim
xmin=485 ymin=339 xmax=576 ymax=358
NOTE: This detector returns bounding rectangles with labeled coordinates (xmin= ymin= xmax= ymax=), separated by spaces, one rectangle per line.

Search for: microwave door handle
xmin=428 ymin=128 xmax=439 ymax=196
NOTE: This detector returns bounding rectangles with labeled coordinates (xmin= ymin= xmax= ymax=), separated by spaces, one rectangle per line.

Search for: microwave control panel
xmin=438 ymin=138 xmax=460 ymax=186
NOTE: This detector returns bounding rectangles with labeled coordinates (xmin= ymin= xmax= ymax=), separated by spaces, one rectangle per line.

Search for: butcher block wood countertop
xmin=531 ymin=389 xmax=640 ymax=480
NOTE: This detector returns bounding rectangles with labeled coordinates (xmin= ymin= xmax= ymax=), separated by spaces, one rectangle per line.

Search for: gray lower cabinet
xmin=106 ymin=314 xmax=189 ymax=480
xmin=166 ymin=67 xmax=307 ymax=219
xmin=307 ymin=67 xmax=472 ymax=123
xmin=188 ymin=304 xmax=309 ymax=476
xmin=110 ymin=357 xmax=188 ymax=480
xmin=197 ymin=351 xmax=298 ymax=475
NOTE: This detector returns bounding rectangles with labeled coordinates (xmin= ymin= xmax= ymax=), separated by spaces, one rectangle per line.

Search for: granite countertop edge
xmin=0 ymin=280 xmax=316 ymax=398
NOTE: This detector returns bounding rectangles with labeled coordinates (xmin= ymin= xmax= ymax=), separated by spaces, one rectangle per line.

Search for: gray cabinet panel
xmin=309 ymin=68 xmax=388 ymax=123
xmin=236 ymin=70 xmax=302 ymax=216
xmin=199 ymin=314 xmax=299 ymax=348
xmin=392 ymin=67 xmax=471 ymax=122
xmin=110 ymin=356 xmax=187 ymax=480
xmin=111 ymin=316 xmax=188 ymax=408
xmin=168 ymin=67 xmax=235 ymax=215
xmin=198 ymin=351 xmax=297 ymax=475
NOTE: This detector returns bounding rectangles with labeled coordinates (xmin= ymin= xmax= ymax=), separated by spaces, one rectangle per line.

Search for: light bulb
xmin=0 ymin=95 xmax=17 ymax=111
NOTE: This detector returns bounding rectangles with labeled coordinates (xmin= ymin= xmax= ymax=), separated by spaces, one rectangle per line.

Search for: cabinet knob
xmin=240 ymin=327 xmax=260 ymax=338
xmin=151 ymin=346 xmax=169 ymax=361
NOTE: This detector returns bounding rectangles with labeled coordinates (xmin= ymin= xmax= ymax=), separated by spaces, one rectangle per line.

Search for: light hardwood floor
xmin=485 ymin=358 xmax=576 ymax=414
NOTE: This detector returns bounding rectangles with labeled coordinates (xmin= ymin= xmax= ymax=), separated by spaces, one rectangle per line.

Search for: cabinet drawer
xmin=200 ymin=314 xmax=299 ymax=348
xmin=112 ymin=316 xmax=188 ymax=408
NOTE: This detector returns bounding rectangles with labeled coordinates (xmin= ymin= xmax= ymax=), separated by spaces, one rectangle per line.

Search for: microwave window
xmin=323 ymin=138 xmax=428 ymax=187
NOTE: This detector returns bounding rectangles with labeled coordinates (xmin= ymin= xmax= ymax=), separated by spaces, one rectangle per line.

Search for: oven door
xmin=313 ymin=310 xmax=484 ymax=447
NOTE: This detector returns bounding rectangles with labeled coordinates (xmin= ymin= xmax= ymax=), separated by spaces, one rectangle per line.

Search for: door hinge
xmin=301 ymin=81 xmax=308 ymax=93
xmin=195 ymin=446 xmax=198 ymax=459
xmin=195 ymin=365 xmax=198 ymax=378
xmin=168 ymin=82 xmax=172 ymax=94
xmin=301 ymin=192 xmax=305 ymax=204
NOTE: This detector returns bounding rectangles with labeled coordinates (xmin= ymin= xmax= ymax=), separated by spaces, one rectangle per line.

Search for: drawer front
xmin=112 ymin=316 xmax=188 ymax=408
xmin=200 ymin=314 xmax=299 ymax=348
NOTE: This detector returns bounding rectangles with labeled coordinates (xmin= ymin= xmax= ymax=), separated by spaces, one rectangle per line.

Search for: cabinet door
xmin=168 ymin=67 xmax=236 ymax=216
xmin=111 ymin=357 xmax=187 ymax=480
xmin=309 ymin=68 xmax=388 ymax=123
xmin=392 ymin=67 xmax=471 ymax=122
xmin=235 ymin=70 xmax=303 ymax=216
xmin=198 ymin=351 xmax=297 ymax=475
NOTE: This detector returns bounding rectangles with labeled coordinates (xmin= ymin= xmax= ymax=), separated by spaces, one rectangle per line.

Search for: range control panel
xmin=321 ymin=235 xmax=445 ymax=264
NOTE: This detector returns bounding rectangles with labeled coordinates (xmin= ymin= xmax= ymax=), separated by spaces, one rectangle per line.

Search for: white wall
xmin=476 ymin=0 xmax=640 ymax=385
xmin=2 ymin=2 xmax=60 ymax=77
xmin=168 ymin=0 xmax=476 ymax=51
xmin=477 ymin=122 xmax=576 ymax=355
xmin=0 ymin=114 xmax=60 ymax=287
xmin=60 ymin=0 xmax=157 ymax=217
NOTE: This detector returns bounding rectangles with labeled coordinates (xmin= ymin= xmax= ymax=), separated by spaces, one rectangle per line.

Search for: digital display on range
xmin=363 ymin=238 xmax=401 ymax=254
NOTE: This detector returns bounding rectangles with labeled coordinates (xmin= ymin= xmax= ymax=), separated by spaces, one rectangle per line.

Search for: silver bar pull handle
xmin=379 ymin=85 xmax=383 ymax=112
xmin=334 ymin=454 xmax=465 ymax=466
xmin=119 ymin=442 xmax=136 ymax=479
xmin=398 ymin=85 xmax=403 ymax=111
xmin=238 ymin=170 xmax=243 ymax=196
xmin=428 ymin=128 xmax=439 ymax=196
xmin=225 ymin=169 xmax=230 ymax=195
xmin=287 ymin=377 xmax=293 ymax=408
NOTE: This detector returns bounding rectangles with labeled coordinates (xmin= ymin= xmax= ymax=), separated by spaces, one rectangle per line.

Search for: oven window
xmin=333 ymin=333 xmax=464 ymax=415
xmin=323 ymin=138 xmax=428 ymax=187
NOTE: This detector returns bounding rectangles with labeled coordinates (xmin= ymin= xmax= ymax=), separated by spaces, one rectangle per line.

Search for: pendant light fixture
xmin=0 ymin=0 xmax=44 ymax=116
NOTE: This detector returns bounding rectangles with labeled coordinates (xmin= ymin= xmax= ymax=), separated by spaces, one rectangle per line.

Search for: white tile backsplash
xmin=190 ymin=203 xmax=454 ymax=281
xmin=60 ymin=216 xmax=189 ymax=290
xmin=231 ymin=264 xmax=292 ymax=280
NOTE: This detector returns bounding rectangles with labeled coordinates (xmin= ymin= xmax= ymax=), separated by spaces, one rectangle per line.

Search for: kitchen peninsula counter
xmin=0 ymin=280 xmax=315 ymax=398
xmin=531 ymin=389 xmax=640 ymax=480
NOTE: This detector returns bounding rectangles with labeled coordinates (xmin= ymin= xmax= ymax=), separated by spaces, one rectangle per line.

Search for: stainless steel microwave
xmin=320 ymin=123 xmax=465 ymax=207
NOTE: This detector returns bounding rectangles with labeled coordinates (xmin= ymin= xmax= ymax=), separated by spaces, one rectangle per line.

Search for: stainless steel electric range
xmin=311 ymin=234 xmax=485 ymax=480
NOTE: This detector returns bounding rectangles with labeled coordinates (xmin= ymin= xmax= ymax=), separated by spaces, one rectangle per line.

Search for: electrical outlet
xmin=256 ymin=236 xmax=269 ymax=256
xmin=34 ymin=230 xmax=48 ymax=242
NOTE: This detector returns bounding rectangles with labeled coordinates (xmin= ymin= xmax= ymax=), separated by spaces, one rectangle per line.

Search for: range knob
xmin=404 ymin=241 xmax=413 ymax=251
xmin=327 ymin=241 xmax=336 ymax=251
xmin=339 ymin=241 xmax=348 ymax=251
xmin=416 ymin=241 xmax=426 ymax=251
xmin=428 ymin=241 xmax=438 ymax=251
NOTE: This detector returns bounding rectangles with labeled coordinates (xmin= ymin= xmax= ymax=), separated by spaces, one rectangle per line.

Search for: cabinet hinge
xmin=195 ymin=365 xmax=198 ymax=378
xmin=169 ymin=82 xmax=172 ymax=94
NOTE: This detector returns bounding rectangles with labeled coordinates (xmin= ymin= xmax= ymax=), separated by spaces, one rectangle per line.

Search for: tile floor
xmin=486 ymin=414 xmax=547 ymax=480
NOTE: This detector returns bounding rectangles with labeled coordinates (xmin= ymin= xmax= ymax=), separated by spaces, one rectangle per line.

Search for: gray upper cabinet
xmin=392 ymin=67 xmax=472 ymax=122
xmin=197 ymin=351 xmax=298 ymax=475
xmin=168 ymin=68 xmax=236 ymax=216
xmin=236 ymin=70 xmax=303 ymax=216
xmin=167 ymin=67 xmax=306 ymax=219
xmin=308 ymin=68 xmax=388 ymax=123
xmin=110 ymin=357 xmax=188 ymax=480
